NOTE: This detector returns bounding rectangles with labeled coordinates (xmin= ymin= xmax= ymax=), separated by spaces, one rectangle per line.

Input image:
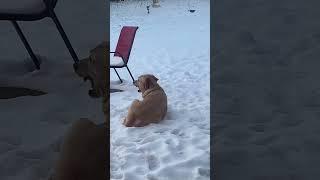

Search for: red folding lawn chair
xmin=110 ymin=26 xmax=138 ymax=83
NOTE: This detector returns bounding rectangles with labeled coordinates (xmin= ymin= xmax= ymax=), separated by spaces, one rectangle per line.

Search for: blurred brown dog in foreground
xmin=123 ymin=74 xmax=167 ymax=127
xmin=50 ymin=98 xmax=109 ymax=180
xmin=50 ymin=42 xmax=109 ymax=180
xmin=50 ymin=119 xmax=108 ymax=180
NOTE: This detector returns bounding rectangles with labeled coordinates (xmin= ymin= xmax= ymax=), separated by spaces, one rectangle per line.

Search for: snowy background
xmin=110 ymin=0 xmax=210 ymax=179
xmin=0 ymin=0 xmax=106 ymax=179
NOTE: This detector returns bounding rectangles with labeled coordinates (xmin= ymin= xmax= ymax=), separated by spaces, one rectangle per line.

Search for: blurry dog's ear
xmin=90 ymin=41 xmax=107 ymax=53
xmin=144 ymin=76 xmax=157 ymax=90
xmin=151 ymin=75 xmax=158 ymax=82
xmin=143 ymin=77 xmax=150 ymax=90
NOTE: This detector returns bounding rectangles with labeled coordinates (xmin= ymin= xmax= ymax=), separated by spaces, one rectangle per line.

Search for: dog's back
xmin=139 ymin=85 xmax=167 ymax=123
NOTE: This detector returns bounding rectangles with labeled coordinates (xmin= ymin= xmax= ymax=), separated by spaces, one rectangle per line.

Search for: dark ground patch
xmin=0 ymin=87 xmax=47 ymax=99
xmin=110 ymin=89 xmax=123 ymax=93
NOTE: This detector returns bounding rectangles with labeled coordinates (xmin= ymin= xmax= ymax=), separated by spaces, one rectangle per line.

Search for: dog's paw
xmin=122 ymin=118 xmax=129 ymax=126
xmin=122 ymin=119 xmax=135 ymax=127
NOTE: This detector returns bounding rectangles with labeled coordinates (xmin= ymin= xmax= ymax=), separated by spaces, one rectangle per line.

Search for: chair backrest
xmin=114 ymin=26 xmax=138 ymax=64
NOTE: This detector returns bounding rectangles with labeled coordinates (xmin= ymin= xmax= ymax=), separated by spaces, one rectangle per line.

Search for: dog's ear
xmin=144 ymin=76 xmax=158 ymax=90
xmin=143 ymin=77 xmax=151 ymax=90
xmin=151 ymin=75 xmax=159 ymax=82
xmin=90 ymin=41 xmax=107 ymax=54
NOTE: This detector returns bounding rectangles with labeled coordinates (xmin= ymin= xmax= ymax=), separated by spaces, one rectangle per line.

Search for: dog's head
xmin=134 ymin=74 xmax=159 ymax=93
xmin=74 ymin=41 xmax=108 ymax=98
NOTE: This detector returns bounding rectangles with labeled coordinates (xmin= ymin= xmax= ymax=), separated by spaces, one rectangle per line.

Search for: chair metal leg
xmin=49 ymin=11 xmax=79 ymax=64
xmin=126 ymin=66 xmax=135 ymax=82
xmin=11 ymin=21 xmax=40 ymax=70
xmin=113 ymin=68 xmax=123 ymax=83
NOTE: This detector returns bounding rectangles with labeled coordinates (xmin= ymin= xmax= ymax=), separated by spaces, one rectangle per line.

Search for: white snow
xmin=0 ymin=0 xmax=106 ymax=179
xmin=110 ymin=0 xmax=210 ymax=180
xmin=110 ymin=56 xmax=125 ymax=67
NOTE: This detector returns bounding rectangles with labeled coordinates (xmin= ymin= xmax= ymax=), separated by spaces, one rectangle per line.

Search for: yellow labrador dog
xmin=123 ymin=74 xmax=167 ymax=127
xmin=50 ymin=42 xmax=109 ymax=180
xmin=74 ymin=41 xmax=108 ymax=98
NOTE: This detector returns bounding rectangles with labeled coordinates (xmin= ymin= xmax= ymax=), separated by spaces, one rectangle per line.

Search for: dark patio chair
xmin=0 ymin=0 xmax=79 ymax=70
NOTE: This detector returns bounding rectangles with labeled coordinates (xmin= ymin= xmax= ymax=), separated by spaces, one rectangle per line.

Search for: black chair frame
xmin=0 ymin=0 xmax=79 ymax=70
xmin=110 ymin=51 xmax=135 ymax=83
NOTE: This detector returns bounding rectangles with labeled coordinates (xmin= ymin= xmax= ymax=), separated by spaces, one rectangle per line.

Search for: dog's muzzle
xmin=84 ymin=76 xmax=100 ymax=98
xmin=133 ymin=80 xmax=138 ymax=87
xmin=133 ymin=80 xmax=141 ymax=92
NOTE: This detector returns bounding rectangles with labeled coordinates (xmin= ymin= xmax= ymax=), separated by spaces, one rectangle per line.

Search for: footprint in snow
xmin=165 ymin=139 xmax=179 ymax=150
xmin=113 ymin=139 xmax=136 ymax=148
xmin=153 ymin=128 xmax=170 ymax=134
xmin=197 ymin=167 xmax=210 ymax=177
xmin=171 ymin=129 xmax=187 ymax=138
xmin=140 ymin=135 xmax=158 ymax=144
xmin=111 ymin=172 xmax=123 ymax=179
xmin=146 ymin=174 xmax=158 ymax=180
xmin=146 ymin=154 xmax=160 ymax=171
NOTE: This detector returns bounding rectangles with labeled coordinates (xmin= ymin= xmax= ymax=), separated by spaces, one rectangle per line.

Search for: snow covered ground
xmin=0 ymin=0 xmax=106 ymax=179
xmin=110 ymin=0 xmax=210 ymax=179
